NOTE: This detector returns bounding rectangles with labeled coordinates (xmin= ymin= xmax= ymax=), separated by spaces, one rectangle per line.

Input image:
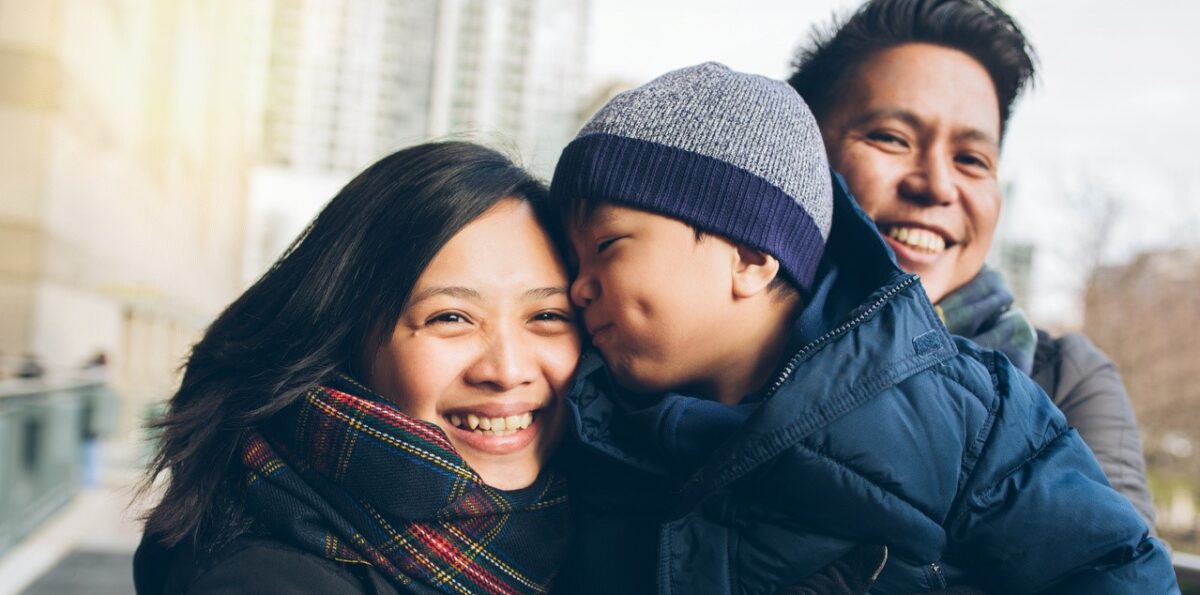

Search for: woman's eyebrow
xmin=524 ymin=287 xmax=569 ymax=301
xmin=409 ymin=286 xmax=567 ymax=305
xmin=408 ymin=286 xmax=482 ymax=305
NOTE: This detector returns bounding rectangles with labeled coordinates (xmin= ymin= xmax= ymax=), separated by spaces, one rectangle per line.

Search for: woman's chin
xmin=441 ymin=409 xmax=557 ymax=490
xmin=470 ymin=458 xmax=541 ymax=491
xmin=443 ymin=435 xmax=537 ymax=491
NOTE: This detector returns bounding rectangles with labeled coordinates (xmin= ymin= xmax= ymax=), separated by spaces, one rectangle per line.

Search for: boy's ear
xmin=730 ymin=245 xmax=782 ymax=299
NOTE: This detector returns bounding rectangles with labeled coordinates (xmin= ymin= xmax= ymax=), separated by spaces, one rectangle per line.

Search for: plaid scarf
xmin=936 ymin=266 xmax=1037 ymax=374
xmin=240 ymin=374 xmax=569 ymax=594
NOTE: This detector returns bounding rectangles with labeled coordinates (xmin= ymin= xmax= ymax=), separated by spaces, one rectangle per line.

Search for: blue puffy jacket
xmin=553 ymin=177 xmax=1177 ymax=594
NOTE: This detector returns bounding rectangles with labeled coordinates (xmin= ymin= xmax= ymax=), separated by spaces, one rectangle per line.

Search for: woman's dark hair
xmin=140 ymin=141 xmax=555 ymax=550
xmin=788 ymin=0 xmax=1037 ymax=138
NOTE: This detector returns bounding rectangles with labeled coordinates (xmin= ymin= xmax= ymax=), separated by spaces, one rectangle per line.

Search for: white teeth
xmin=448 ymin=411 xmax=536 ymax=433
xmin=887 ymin=226 xmax=946 ymax=253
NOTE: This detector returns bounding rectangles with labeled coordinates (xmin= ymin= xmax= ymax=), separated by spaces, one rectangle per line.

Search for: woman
xmin=134 ymin=142 xmax=581 ymax=594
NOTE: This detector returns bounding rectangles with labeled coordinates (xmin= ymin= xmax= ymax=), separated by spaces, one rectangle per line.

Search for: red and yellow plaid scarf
xmin=241 ymin=374 xmax=569 ymax=594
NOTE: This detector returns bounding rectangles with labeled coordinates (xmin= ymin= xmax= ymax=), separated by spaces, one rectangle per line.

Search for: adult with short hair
xmin=789 ymin=0 xmax=1156 ymax=529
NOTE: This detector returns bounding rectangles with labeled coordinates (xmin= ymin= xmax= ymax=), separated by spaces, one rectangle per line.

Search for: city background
xmin=0 ymin=0 xmax=1196 ymax=592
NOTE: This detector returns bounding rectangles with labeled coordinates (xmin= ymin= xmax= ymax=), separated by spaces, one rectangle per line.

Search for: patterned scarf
xmin=240 ymin=374 xmax=569 ymax=594
xmin=935 ymin=266 xmax=1037 ymax=374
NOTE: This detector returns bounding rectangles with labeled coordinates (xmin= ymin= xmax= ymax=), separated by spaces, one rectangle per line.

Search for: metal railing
xmin=0 ymin=379 xmax=115 ymax=557
xmin=3 ymin=377 xmax=1198 ymax=589
xmin=1177 ymin=550 xmax=1200 ymax=592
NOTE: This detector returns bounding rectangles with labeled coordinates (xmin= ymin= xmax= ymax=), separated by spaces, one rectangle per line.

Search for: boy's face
xmin=567 ymin=203 xmax=735 ymax=394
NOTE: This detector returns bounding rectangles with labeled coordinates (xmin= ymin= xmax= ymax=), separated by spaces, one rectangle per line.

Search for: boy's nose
xmin=570 ymin=273 xmax=597 ymax=308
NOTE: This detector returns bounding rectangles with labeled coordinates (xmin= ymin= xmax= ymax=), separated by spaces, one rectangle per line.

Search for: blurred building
xmin=0 ymin=1 xmax=271 ymax=432
xmin=994 ymin=241 xmax=1035 ymax=311
xmin=246 ymin=0 xmax=589 ymax=282
xmin=985 ymin=180 xmax=1037 ymax=315
xmin=268 ymin=0 xmax=590 ymax=176
xmin=262 ymin=0 xmax=439 ymax=174
xmin=436 ymin=0 xmax=590 ymax=176
xmin=1084 ymin=247 xmax=1200 ymax=544
xmin=1084 ymin=247 xmax=1200 ymax=440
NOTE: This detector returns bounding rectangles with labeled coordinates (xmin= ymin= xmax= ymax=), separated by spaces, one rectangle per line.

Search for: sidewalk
xmin=0 ymin=439 xmax=149 ymax=595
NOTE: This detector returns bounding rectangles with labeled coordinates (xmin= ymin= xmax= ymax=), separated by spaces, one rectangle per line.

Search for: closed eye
xmin=596 ymin=237 xmax=620 ymax=253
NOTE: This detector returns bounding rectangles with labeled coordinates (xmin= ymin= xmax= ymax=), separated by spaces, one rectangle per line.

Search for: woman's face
xmin=368 ymin=198 xmax=581 ymax=490
xmin=819 ymin=43 xmax=1003 ymax=303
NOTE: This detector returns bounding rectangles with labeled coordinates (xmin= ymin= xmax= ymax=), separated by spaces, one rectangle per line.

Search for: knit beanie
xmin=551 ymin=62 xmax=833 ymax=293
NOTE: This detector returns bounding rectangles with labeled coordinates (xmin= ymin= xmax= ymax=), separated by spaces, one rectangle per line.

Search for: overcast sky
xmin=587 ymin=0 xmax=1200 ymax=323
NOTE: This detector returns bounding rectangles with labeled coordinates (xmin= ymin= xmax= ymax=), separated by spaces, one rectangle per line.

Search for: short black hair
xmin=788 ymin=0 xmax=1037 ymax=138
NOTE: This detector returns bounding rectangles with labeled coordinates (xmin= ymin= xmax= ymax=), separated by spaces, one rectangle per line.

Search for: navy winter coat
xmin=554 ymin=178 xmax=1177 ymax=594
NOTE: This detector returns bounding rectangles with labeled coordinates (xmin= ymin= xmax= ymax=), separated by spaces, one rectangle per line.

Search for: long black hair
xmin=141 ymin=141 xmax=555 ymax=550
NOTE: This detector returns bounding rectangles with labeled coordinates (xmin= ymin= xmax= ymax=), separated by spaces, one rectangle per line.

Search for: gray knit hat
xmin=551 ymin=62 xmax=833 ymax=292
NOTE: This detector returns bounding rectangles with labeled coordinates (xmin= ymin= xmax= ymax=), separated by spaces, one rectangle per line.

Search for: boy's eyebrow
xmin=577 ymin=203 xmax=618 ymax=227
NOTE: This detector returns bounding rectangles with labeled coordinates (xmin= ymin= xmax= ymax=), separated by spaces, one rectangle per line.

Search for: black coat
xmin=133 ymin=534 xmax=401 ymax=595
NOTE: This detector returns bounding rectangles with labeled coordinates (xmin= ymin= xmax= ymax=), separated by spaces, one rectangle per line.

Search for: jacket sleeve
xmin=947 ymin=350 xmax=1178 ymax=594
xmin=1036 ymin=332 xmax=1157 ymax=530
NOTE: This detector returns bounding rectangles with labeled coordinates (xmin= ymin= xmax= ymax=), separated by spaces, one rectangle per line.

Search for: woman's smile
xmin=444 ymin=408 xmax=545 ymax=455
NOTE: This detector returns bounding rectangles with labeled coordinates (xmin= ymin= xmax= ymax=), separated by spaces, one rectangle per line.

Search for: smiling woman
xmin=368 ymin=198 xmax=579 ymax=491
xmin=132 ymin=142 xmax=580 ymax=595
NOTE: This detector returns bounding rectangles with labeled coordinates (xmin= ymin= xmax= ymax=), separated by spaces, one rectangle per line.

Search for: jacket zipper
xmin=928 ymin=561 xmax=946 ymax=589
xmin=762 ymin=274 xmax=921 ymax=401
xmin=871 ymin=545 xmax=889 ymax=582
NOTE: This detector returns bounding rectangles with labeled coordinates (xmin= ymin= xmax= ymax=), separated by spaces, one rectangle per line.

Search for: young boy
xmin=549 ymin=62 xmax=1176 ymax=594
